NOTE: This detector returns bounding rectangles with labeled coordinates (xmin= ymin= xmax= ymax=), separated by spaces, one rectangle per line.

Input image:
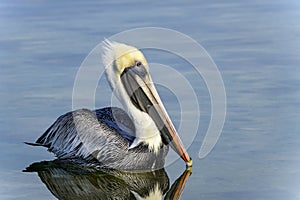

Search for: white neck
xmin=127 ymin=105 xmax=162 ymax=153
xmin=113 ymin=79 xmax=162 ymax=153
xmin=103 ymin=40 xmax=162 ymax=153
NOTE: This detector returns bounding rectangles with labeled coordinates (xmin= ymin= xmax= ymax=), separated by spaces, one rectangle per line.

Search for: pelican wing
xmin=95 ymin=107 xmax=136 ymax=144
xmin=34 ymin=107 xmax=136 ymax=165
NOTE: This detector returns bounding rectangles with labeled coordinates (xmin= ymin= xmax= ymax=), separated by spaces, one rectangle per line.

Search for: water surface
xmin=1 ymin=0 xmax=300 ymax=199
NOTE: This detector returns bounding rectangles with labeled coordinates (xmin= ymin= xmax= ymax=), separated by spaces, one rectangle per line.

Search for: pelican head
xmin=102 ymin=40 xmax=192 ymax=167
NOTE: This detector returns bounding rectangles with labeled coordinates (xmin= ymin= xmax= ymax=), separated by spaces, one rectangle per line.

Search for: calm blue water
xmin=1 ymin=0 xmax=300 ymax=199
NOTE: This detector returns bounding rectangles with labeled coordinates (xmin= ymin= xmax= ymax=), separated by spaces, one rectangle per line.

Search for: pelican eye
xmin=135 ymin=61 xmax=142 ymax=67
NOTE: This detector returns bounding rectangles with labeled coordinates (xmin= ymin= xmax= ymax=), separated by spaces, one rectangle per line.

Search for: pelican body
xmin=29 ymin=41 xmax=192 ymax=170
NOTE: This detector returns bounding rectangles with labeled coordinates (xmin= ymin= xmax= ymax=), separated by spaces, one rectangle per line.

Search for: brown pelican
xmin=27 ymin=40 xmax=192 ymax=170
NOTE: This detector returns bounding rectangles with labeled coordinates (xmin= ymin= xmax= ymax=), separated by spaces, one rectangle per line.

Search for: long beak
xmin=121 ymin=65 xmax=192 ymax=167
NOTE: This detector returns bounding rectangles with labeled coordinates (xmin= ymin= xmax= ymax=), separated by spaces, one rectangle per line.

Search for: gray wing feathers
xmin=36 ymin=108 xmax=130 ymax=164
xmin=34 ymin=107 xmax=168 ymax=170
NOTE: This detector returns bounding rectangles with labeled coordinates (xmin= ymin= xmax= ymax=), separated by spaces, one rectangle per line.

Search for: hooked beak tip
xmin=181 ymin=151 xmax=192 ymax=167
xmin=186 ymin=158 xmax=193 ymax=168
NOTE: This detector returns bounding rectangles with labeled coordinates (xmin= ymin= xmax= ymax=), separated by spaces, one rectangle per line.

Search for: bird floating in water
xmin=27 ymin=40 xmax=192 ymax=170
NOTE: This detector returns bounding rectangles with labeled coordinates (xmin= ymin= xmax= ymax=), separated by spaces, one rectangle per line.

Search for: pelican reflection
xmin=24 ymin=160 xmax=192 ymax=199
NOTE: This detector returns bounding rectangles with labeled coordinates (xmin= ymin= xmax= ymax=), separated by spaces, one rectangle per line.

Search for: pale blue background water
xmin=1 ymin=0 xmax=300 ymax=199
